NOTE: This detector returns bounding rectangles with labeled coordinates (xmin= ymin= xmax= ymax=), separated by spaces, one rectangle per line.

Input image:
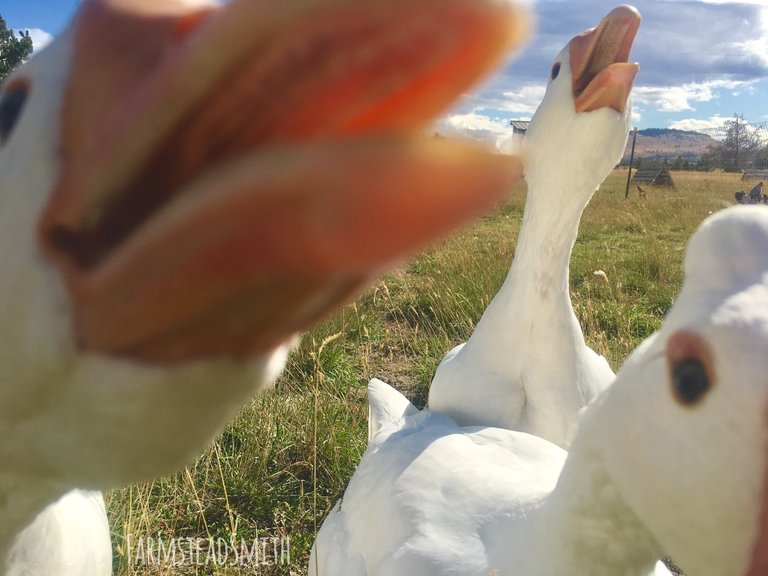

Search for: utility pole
xmin=625 ymin=127 xmax=638 ymax=199
xmin=734 ymin=114 xmax=741 ymax=171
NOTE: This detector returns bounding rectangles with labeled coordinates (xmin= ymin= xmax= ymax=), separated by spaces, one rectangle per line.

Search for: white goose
xmin=0 ymin=0 xmax=531 ymax=572
xmin=311 ymin=205 xmax=768 ymax=576
xmin=6 ymin=491 xmax=111 ymax=576
xmin=429 ymin=5 xmax=640 ymax=448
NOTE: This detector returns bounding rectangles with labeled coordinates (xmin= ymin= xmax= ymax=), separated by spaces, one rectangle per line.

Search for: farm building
xmin=510 ymin=120 xmax=529 ymax=136
xmin=742 ymin=170 xmax=768 ymax=181
xmin=631 ymin=165 xmax=676 ymax=188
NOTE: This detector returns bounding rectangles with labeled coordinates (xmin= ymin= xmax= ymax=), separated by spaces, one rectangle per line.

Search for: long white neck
xmin=441 ymin=136 xmax=606 ymax=441
xmin=470 ymin=164 xmax=592 ymax=349
xmin=506 ymin=401 xmax=663 ymax=576
xmin=459 ymin=32 xmax=633 ymax=371
xmin=428 ymin=76 xmax=630 ymax=441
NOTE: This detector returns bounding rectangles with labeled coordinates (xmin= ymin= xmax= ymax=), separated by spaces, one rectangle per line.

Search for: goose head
xmin=591 ymin=206 xmax=768 ymax=575
xmin=524 ymin=5 xmax=639 ymax=201
xmin=0 ymin=0 xmax=528 ymax=513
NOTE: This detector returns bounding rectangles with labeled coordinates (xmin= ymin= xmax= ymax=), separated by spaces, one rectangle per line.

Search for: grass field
xmin=108 ymin=168 xmax=744 ymax=575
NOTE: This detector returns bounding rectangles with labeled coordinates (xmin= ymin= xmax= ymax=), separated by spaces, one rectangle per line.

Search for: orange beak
xmin=37 ymin=0 xmax=529 ymax=363
xmin=569 ymin=5 xmax=640 ymax=113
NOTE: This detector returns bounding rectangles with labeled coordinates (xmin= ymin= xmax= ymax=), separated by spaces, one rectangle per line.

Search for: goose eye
xmin=667 ymin=331 xmax=714 ymax=407
xmin=671 ymin=358 xmax=710 ymax=405
xmin=0 ymin=81 xmax=30 ymax=145
xmin=550 ymin=61 xmax=561 ymax=81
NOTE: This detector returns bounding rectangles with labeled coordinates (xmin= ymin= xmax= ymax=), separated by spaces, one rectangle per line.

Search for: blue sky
xmin=3 ymin=0 xmax=768 ymax=146
xmin=1 ymin=1 xmax=79 ymax=36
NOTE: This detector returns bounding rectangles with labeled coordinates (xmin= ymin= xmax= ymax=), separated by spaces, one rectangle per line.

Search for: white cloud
xmin=439 ymin=1 xmax=768 ymax=134
xmin=632 ymin=86 xmax=696 ymax=113
xmin=446 ymin=83 xmax=546 ymax=121
xmin=435 ymin=111 xmax=518 ymax=149
xmin=499 ymin=84 xmax=547 ymax=115
xmin=695 ymin=0 xmax=767 ymax=5
xmin=27 ymin=28 xmax=53 ymax=52
xmin=632 ymin=79 xmax=757 ymax=113
xmin=668 ymin=115 xmax=730 ymax=133
xmin=734 ymin=36 xmax=768 ymax=67
xmin=678 ymin=116 xmax=768 ymax=143
xmin=437 ymin=111 xmax=509 ymax=137
xmin=432 ymin=84 xmax=544 ymax=144
xmin=12 ymin=28 xmax=54 ymax=52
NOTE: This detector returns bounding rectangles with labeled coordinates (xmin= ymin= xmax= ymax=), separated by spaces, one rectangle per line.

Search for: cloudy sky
xmin=4 ymin=0 xmax=768 ymax=145
xmin=436 ymin=0 xmax=768 ymax=144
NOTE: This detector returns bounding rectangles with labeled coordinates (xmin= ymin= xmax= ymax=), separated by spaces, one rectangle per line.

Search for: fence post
xmin=625 ymin=126 xmax=638 ymax=199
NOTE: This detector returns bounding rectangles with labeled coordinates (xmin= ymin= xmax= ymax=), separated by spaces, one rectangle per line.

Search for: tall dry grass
xmin=109 ymin=169 xmax=744 ymax=575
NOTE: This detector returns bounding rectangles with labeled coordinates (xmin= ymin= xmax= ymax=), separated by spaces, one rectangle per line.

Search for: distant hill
xmin=622 ymin=128 xmax=716 ymax=163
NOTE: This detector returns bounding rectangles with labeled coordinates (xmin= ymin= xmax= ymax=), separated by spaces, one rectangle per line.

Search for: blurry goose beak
xmin=36 ymin=0 xmax=529 ymax=363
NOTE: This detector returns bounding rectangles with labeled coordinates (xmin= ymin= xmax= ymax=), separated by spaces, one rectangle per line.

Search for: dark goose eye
xmin=671 ymin=358 xmax=711 ymax=406
xmin=667 ymin=331 xmax=715 ymax=407
xmin=550 ymin=61 xmax=561 ymax=81
xmin=0 ymin=81 xmax=30 ymax=145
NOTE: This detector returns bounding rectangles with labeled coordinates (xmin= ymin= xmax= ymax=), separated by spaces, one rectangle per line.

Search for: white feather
xmin=312 ymin=206 xmax=768 ymax=576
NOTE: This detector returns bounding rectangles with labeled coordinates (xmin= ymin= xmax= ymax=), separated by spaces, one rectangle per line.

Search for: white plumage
xmin=429 ymin=6 xmax=639 ymax=448
xmin=7 ymin=492 xmax=111 ymax=576
xmin=311 ymin=205 xmax=768 ymax=576
xmin=0 ymin=0 xmax=529 ymax=572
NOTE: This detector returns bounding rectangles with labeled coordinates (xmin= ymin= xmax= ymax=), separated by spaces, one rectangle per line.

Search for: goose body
xmin=7 ymin=491 xmax=111 ymax=576
xmin=429 ymin=6 xmax=639 ymax=448
xmin=312 ymin=205 xmax=768 ymax=576
xmin=0 ymin=0 xmax=530 ymax=571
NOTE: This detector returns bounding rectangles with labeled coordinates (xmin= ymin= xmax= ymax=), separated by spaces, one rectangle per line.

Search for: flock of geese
xmin=1 ymin=1 xmax=768 ymax=575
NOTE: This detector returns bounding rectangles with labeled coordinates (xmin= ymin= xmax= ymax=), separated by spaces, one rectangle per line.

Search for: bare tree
xmin=707 ymin=114 xmax=763 ymax=172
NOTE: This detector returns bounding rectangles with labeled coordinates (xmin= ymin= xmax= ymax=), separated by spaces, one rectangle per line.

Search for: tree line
xmin=702 ymin=115 xmax=768 ymax=173
xmin=623 ymin=115 xmax=768 ymax=173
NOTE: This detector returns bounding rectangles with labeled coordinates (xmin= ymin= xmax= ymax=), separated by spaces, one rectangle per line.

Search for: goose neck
xmin=531 ymin=404 xmax=662 ymax=576
xmin=500 ymin=177 xmax=589 ymax=313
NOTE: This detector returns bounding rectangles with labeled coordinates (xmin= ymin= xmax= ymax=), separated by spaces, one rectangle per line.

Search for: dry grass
xmin=108 ymin=169 xmax=743 ymax=575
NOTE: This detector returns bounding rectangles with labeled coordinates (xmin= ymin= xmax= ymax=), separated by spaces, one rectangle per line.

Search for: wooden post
xmin=625 ymin=127 xmax=638 ymax=199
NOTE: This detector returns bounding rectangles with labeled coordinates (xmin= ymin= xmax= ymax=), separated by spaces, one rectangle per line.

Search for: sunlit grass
xmin=109 ymin=169 xmax=742 ymax=575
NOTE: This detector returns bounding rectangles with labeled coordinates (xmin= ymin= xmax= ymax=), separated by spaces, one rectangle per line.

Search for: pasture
xmin=108 ymin=169 xmax=743 ymax=575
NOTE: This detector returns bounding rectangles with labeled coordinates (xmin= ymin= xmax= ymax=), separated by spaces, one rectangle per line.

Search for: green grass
xmin=108 ymin=169 xmax=744 ymax=575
